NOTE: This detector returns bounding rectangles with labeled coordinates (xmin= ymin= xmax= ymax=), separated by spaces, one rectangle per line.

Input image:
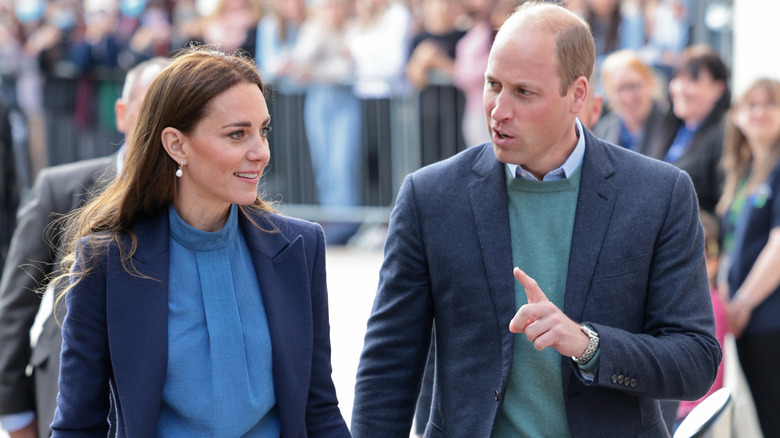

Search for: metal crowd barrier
xmin=261 ymin=80 xmax=465 ymax=226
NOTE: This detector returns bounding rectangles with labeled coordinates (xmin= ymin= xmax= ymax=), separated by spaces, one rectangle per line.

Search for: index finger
xmin=514 ymin=267 xmax=549 ymax=304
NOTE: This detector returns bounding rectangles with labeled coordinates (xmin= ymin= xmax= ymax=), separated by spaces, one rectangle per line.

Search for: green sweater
xmin=493 ymin=165 xmax=582 ymax=437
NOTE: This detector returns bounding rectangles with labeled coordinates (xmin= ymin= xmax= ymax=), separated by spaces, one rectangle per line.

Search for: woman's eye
xmin=229 ymin=130 xmax=245 ymax=140
xmin=261 ymin=125 xmax=272 ymax=137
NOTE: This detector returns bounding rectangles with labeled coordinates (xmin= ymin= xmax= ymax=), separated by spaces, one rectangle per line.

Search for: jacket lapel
xmin=468 ymin=146 xmax=517 ymax=380
xmin=561 ymin=131 xmax=618 ymax=392
xmin=239 ymin=211 xmax=309 ymax=438
xmin=564 ymin=131 xmax=618 ymax=322
xmin=106 ymin=212 xmax=171 ymax=437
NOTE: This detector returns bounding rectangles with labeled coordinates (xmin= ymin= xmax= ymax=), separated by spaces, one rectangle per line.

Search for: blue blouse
xmin=156 ymin=204 xmax=280 ymax=436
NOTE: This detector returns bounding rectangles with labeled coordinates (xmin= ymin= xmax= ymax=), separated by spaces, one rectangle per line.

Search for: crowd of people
xmin=0 ymin=0 xmax=703 ymax=205
xmin=0 ymin=0 xmax=778 ymax=437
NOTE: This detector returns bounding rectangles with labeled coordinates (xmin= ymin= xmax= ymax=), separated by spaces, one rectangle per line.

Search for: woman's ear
xmin=161 ymin=127 xmax=186 ymax=163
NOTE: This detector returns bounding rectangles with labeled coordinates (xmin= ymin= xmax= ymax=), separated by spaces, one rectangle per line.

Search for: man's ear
xmin=570 ymin=75 xmax=589 ymax=115
xmin=161 ymin=127 xmax=186 ymax=163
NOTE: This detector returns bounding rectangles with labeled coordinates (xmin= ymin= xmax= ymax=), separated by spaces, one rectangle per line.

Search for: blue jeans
xmin=304 ymin=84 xmax=362 ymax=207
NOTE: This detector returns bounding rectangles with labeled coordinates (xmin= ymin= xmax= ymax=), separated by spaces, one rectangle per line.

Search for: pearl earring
xmin=175 ymin=162 xmax=183 ymax=178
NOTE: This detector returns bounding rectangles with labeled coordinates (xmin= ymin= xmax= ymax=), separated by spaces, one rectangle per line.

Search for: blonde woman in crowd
xmin=288 ymin=0 xmax=363 ymax=217
xmin=593 ymin=49 xmax=667 ymax=156
xmin=201 ymin=0 xmax=262 ymax=53
xmin=717 ymin=77 xmax=780 ymax=438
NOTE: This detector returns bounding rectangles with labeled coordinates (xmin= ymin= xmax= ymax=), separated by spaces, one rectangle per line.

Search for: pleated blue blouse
xmin=156 ymin=204 xmax=280 ymax=437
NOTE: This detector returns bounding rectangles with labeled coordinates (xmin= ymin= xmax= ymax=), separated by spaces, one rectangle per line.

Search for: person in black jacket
xmin=648 ymin=44 xmax=730 ymax=215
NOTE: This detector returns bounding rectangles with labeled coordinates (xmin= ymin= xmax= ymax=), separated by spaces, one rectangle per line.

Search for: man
xmin=0 ymin=57 xmax=169 ymax=438
xmin=351 ymin=2 xmax=720 ymax=436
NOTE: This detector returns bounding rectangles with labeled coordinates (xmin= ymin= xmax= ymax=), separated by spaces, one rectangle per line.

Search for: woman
xmin=405 ymin=0 xmax=466 ymax=166
xmin=452 ymin=0 xmax=517 ymax=148
xmin=593 ymin=49 xmax=667 ymax=156
xmin=201 ymin=0 xmax=262 ymax=54
xmin=582 ymin=0 xmax=644 ymax=96
xmin=346 ymin=0 xmax=412 ymax=205
xmin=288 ymin=0 xmax=361 ymax=209
xmin=649 ymin=44 xmax=730 ymax=215
xmin=717 ymin=77 xmax=780 ymax=438
xmin=50 ymin=46 xmax=350 ymax=437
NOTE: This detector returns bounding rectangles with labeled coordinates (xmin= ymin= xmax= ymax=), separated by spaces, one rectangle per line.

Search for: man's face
xmin=483 ymin=21 xmax=583 ymax=177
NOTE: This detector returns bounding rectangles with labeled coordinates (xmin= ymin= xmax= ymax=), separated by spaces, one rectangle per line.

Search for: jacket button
xmin=617 ymin=375 xmax=624 ymax=384
xmin=630 ymin=379 xmax=637 ymax=387
xmin=611 ymin=374 xmax=618 ymax=384
xmin=624 ymin=378 xmax=631 ymax=386
xmin=494 ymin=390 xmax=500 ymax=401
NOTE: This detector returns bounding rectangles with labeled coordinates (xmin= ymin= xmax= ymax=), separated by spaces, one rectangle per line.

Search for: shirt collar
xmin=506 ymin=118 xmax=586 ymax=181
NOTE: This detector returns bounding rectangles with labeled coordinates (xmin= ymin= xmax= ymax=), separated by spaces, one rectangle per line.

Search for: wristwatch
xmin=572 ymin=323 xmax=599 ymax=365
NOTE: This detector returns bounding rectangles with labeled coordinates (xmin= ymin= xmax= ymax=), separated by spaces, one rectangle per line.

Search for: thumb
xmin=514 ymin=267 xmax=549 ymax=304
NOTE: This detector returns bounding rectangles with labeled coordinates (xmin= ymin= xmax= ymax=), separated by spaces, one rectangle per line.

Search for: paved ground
xmin=325 ymin=245 xmax=385 ymax=430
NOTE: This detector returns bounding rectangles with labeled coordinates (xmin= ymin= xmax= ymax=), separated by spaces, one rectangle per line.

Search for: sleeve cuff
xmin=577 ymin=348 xmax=601 ymax=382
xmin=0 ymin=411 xmax=36 ymax=432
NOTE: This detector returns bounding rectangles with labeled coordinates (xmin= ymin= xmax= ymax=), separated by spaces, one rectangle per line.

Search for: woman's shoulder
xmin=243 ymin=207 xmax=323 ymax=239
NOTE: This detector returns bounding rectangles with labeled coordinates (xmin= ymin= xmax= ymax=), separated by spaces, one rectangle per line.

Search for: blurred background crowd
xmin=0 ymin=0 xmax=735 ymax=244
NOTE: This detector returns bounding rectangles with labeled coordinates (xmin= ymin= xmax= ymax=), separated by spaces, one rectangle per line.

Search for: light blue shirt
xmin=506 ymin=118 xmax=587 ymax=181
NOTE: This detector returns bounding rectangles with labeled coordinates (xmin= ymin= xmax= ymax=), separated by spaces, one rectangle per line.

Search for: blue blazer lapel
xmin=564 ymin=131 xmax=618 ymax=322
xmin=561 ymin=132 xmax=618 ymax=392
xmin=467 ymin=147 xmax=517 ymax=379
xmin=106 ymin=212 xmax=171 ymax=437
xmin=239 ymin=211 xmax=310 ymax=438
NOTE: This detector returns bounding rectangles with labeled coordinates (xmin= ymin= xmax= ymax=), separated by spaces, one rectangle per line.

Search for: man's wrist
xmin=572 ymin=323 xmax=599 ymax=365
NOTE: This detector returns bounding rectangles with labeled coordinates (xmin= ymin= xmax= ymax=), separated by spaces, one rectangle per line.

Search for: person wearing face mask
xmin=649 ymin=45 xmax=730 ymax=216
xmin=716 ymin=77 xmax=780 ymax=438
xmin=0 ymin=58 xmax=169 ymax=438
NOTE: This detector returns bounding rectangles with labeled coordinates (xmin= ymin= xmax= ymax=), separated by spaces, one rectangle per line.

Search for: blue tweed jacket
xmin=352 ymin=127 xmax=721 ymax=437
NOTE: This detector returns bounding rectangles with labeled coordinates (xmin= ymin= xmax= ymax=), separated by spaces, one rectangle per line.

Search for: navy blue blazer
xmin=352 ymin=128 xmax=721 ymax=437
xmin=51 ymin=207 xmax=349 ymax=437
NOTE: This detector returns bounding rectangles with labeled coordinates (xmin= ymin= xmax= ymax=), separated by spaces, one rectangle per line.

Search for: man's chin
xmin=492 ymin=145 xmax=521 ymax=165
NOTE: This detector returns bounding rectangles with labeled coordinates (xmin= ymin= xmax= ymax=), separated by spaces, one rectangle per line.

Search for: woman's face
xmin=175 ymin=82 xmax=271 ymax=220
xmin=604 ymin=64 xmax=654 ymax=129
xmin=734 ymin=86 xmax=780 ymax=148
xmin=278 ymin=0 xmax=305 ymax=22
xmin=669 ymin=69 xmax=725 ymax=126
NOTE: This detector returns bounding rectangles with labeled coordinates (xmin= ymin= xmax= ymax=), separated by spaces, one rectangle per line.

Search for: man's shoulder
xmin=36 ymin=155 xmax=115 ymax=185
xmin=589 ymin=134 xmax=682 ymax=180
xmin=412 ymin=142 xmax=494 ymax=182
